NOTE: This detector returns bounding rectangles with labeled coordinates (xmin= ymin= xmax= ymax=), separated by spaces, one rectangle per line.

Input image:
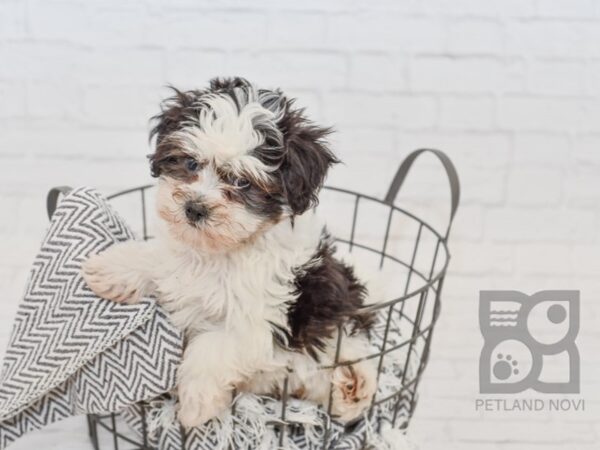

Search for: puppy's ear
xmin=279 ymin=104 xmax=339 ymax=215
xmin=148 ymin=87 xmax=194 ymax=177
xmin=149 ymin=87 xmax=193 ymax=146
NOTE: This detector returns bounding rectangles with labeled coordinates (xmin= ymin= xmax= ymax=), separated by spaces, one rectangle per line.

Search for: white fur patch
xmin=168 ymin=88 xmax=283 ymax=183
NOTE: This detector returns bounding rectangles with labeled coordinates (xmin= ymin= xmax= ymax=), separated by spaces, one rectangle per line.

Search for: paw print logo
xmin=494 ymin=354 xmax=519 ymax=380
xmin=479 ymin=291 xmax=579 ymax=394
xmin=484 ymin=339 xmax=530 ymax=386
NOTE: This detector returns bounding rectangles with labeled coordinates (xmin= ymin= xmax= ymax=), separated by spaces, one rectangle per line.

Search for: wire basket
xmin=47 ymin=148 xmax=459 ymax=450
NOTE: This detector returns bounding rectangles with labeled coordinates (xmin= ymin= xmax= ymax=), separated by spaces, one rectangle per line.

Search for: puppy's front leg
xmin=177 ymin=330 xmax=247 ymax=428
xmin=82 ymin=241 xmax=157 ymax=303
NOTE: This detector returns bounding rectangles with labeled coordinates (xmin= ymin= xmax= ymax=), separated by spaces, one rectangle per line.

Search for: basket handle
xmin=384 ymin=148 xmax=460 ymax=239
xmin=46 ymin=186 xmax=73 ymax=219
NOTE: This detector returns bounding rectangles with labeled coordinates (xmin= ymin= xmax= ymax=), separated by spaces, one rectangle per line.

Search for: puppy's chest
xmin=154 ymin=252 xmax=297 ymax=330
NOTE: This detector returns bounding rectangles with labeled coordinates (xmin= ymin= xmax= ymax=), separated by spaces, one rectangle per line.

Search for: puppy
xmin=82 ymin=77 xmax=377 ymax=427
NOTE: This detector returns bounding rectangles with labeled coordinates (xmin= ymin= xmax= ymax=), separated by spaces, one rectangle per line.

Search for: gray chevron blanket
xmin=0 ymin=187 xmax=183 ymax=448
xmin=0 ymin=187 xmax=414 ymax=450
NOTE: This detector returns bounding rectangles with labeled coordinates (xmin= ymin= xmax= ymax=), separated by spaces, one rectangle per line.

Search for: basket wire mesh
xmin=47 ymin=148 xmax=459 ymax=450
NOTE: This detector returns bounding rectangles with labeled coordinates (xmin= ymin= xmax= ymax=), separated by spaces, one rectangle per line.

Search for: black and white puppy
xmin=82 ymin=77 xmax=377 ymax=427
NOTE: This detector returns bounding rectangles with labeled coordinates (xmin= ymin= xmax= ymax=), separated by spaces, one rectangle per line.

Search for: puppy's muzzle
xmin=185 ymin=200 xmax=209 ymax=223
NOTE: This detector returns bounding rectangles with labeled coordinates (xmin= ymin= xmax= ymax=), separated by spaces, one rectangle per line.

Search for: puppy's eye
xmin=185 ymin=158 xmax=199 ymax=172
xmin=232 ymin=177 xmax=250 ymax=189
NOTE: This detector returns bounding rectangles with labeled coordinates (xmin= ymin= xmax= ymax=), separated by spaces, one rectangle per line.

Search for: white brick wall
xmin=1 ymin=1 xmax=599 ymax=448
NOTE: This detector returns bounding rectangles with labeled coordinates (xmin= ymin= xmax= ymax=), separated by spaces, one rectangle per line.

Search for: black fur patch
xmin=277 ymin=106 xmax=338 ymax=215
xmin=282 ymin=231 xmax=375 ymax=361
xmin=150 ymin=148 xmax=203 ymax=182
xmin=148 ymin=87 xmax=198 ymax=178
xmin=221 ymin=177 xmax=286 ymax=223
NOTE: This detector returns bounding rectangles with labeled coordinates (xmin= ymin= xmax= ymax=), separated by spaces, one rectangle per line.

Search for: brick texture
xmin=0 ymin=1 xmax=599 ymax=449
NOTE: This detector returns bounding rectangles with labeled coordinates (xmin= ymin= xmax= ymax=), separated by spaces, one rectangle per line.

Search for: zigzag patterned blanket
xmin=0 ymin=187 xmax=412 ymax=450
xmin=0 ymin=188 xmax=183 ymax=448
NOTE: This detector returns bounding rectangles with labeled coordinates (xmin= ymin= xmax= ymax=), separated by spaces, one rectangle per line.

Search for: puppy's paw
xmin=82 ymin=246 xmax=143 ymax=304
xmin=330 ymin=360 xmax=377 ymax=423
xmin=177 ymin=381 xmax=232 ymax=428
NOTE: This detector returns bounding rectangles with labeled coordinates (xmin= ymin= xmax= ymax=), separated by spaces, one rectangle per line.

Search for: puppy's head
xmin=149 ymin=77 xmax=338 ymax=253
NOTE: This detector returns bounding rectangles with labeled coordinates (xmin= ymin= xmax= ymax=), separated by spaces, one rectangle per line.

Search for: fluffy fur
xmin=82 ymin=77 xmax=377 ymax=427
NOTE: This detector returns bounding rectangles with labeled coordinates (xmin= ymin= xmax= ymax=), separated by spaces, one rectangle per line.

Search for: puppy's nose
xmin=184 ymin=201 xmax=208 ymax=223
